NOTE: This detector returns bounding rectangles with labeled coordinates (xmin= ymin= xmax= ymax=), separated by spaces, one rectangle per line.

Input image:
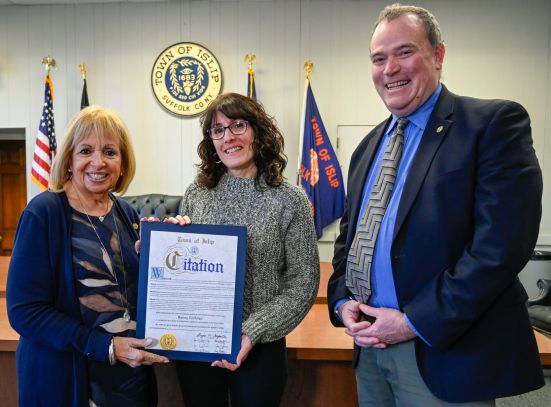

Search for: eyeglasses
xmin=207 ymin=120 xmax=249 ymax=140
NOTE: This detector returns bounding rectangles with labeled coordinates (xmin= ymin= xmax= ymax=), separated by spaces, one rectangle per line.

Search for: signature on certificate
xmin=193 ymin=332 xmax=231 ymax=354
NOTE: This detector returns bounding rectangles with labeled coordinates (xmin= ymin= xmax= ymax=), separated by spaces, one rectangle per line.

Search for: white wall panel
xmin=537 ymin=0 xmax=551 ymax=247
xmin=0 ymin=9 xmax=7 ymax=119
xmin=0 ymin=0 xmax=550 ymax=257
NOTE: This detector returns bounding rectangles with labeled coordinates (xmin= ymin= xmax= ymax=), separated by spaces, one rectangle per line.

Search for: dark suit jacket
xmin=328 ymin=85 xmax=544 ymax=402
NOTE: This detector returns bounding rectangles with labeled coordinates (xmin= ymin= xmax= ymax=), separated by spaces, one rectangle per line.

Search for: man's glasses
xmin=207 ymin=120 xmax=249 ymax=140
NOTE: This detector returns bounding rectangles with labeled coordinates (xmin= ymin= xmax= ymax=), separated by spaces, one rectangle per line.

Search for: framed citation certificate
xmin=136 ymin=222 xmax=247 ymax=363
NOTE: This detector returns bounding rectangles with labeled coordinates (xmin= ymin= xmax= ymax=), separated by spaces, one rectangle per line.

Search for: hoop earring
xmin=213 ymin=154 xmax=222 ymax=164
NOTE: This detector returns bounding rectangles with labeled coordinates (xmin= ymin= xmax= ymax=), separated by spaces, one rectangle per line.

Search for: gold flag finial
xmin=79 ymin=63 xmax=87 ymax=79
xmin=41 ymin=56 xmax=57 ymax=73
xmin=304 ymin=61 xmax=314 ymax=81
xmin=245 ymin=53 xmax=256 ymax=70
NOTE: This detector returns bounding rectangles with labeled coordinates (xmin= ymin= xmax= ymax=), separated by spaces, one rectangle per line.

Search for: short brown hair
xmin=50 ymin=105 xmax=136 ymax=194
xmin=373 ymin=3 xmax=443 ymax=48
xmin=196 ymin=93 xmax=287 ymax=189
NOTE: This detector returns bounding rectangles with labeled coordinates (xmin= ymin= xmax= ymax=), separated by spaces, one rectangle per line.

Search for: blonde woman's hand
xmin=135 ymin=217 xmax=160 ymax=253
xmin=113 ymin=337 xmax=169 ymax=367
xmin=140 ymin=216 xmax=161 ymax=223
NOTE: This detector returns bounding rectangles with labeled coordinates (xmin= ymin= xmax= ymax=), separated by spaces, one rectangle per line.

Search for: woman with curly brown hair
xmin=174 ymin=93 xmax=320 ymax=407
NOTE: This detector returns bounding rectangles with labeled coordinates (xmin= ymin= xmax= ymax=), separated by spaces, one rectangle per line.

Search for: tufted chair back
xmin=121 ymin=194 xmax=183 ymax=220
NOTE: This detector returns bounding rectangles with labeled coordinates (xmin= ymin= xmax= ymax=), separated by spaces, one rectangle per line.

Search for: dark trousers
xmin=175 ymin=338 xmax=287 ymax=407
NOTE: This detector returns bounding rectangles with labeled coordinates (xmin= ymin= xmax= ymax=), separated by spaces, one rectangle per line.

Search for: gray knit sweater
xmin=180 ymin=173 xmax=320 ymax=346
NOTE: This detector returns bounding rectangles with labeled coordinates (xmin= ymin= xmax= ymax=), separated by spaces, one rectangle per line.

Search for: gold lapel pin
xmin=436 ymin=125 xmax=444 ymax=133
xmin=133 ymin=223 xmax=139 ymax=230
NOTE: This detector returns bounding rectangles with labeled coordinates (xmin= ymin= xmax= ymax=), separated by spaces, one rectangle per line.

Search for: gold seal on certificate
xmin=160 ymin=333 xmax=178 ymax=350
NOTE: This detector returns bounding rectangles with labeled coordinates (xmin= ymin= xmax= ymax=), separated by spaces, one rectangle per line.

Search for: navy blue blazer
xmin=328 ymin=85 xmax=544 ymax=402
xmin=7 ymin=191 xmax=142 ymax=406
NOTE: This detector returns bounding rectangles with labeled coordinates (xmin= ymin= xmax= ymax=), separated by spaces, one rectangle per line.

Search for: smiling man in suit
xmin=328 ymin=3 xmax=544 ymax=406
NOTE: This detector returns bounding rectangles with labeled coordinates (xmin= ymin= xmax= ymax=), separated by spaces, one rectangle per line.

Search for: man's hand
xmin=353 ymin=304 xmax=416 ymax=346
xmin=338 ymin=300 xmax=362 ymax=327
xmin=339 ymin=300 xmax=387 ymax=348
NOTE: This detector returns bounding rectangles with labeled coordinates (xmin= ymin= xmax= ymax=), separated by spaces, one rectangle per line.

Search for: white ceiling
xmin=0 ymin=0 xmax=168 ymax=5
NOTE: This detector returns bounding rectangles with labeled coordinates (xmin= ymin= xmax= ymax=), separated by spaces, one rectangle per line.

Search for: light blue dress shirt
xmin=339 ymin=84 xmax=443 ymax=344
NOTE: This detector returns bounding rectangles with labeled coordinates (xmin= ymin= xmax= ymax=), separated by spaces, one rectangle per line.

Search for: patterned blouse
xmin=71 ymin=206 xmax=150 ymax=406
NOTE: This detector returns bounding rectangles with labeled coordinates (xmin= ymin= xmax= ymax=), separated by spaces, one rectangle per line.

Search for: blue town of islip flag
xmin=299 ymin=82 xmax=345 ymax=239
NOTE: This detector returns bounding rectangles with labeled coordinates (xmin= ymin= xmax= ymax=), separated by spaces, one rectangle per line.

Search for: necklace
xmin=98 ymin=200 xmax=111 ymax=222
xmin=98 ymin=212 xmax=108 ymax=223
xmin=73 ymin=188 xmax=131 ymax=323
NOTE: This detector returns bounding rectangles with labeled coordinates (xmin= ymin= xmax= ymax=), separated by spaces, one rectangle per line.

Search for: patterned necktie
xmin=346 ymin=118 xmax=409 ymax=304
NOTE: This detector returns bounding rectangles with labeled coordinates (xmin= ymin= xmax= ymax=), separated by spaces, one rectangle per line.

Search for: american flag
xmin=31 ymin=74 xmax=57 ymax=190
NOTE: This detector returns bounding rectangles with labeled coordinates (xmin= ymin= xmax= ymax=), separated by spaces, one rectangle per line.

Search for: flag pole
xmin=245 ymin=53 xmax=256 ymax=72
xmin=41 ymin=55 xmax=57 ymax=74
xmin=297 ymin=61 xmax=313 ymax=185
xmin=41 ymin=55 xmax=56 ymax=98
xmin=79 ymin=63 xmax=87 ymax=80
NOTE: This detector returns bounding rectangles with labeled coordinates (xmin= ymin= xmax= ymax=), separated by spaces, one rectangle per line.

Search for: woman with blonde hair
xmin=7 ymin=106 xmax=168 ymax=406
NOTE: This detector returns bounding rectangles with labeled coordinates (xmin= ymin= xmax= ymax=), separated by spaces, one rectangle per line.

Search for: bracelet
xmin=108 ymin=338 xmax=117 ymax=366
